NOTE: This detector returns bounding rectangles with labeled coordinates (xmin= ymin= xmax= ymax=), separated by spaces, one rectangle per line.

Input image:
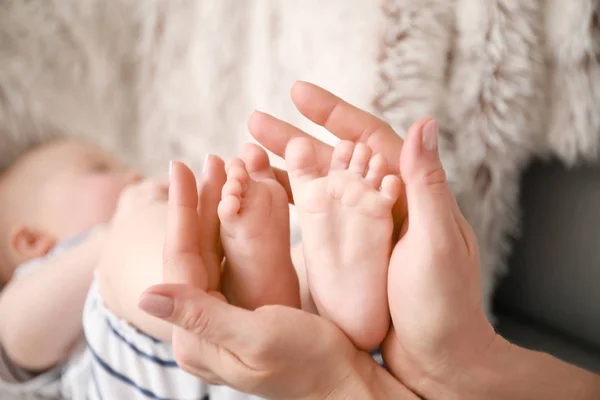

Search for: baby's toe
xmin=226 ymin=157 xmax=246 ymax=172
xmin=222 ymin=179 xmax=245 ymax=199
xmin=380 ymin=175 xmax=402 ymax=203
xmin=218 ymin=195 xmax=242 ymax=220
xmin=285 ymin=137 xmax=321 ymax=182
xmin=365 ymin=153 xmax=387 ymax=189
xmin=227 ymin=165 xmax=250 ymax=186
xmin=241 ymin=143 xmax=276 ymax=181
xmin=348 ymin=143 xmax=372 ymax=176
xmin=330 ymin=141 xmax=354 ymax=171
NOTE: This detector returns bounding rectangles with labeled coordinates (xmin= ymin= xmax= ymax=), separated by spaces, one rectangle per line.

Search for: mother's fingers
xmin=164 ymin=162 xmax=208 ymax=289
xmin=250 ymin=82 xmax=405 ymax=180
xmin=291 ymin=81 xmax=403 ymax=172
xmin=140 ymin=284 xmax=259 ymax=353
xmin=248 ymin=111 xmax=333 ymax=163
xmin=248 ymin=111 xmax=333 ymax=203
xmin=291 ymin=81 xmax=385 ymax=140
xmin=198 ymin=155 xmax=226 ymax=291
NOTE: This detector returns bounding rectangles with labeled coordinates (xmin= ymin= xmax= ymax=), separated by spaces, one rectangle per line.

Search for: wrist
xmin=307 ymin=351 xmax=376 ymax=400
xmin=413 ymin=333 xmax=511 ymax=400
xmin=426 ymin=334 xmax=600 ymax=400
xmin=449 ymin=333 xmax=512 ymax=400
xmin=306 ymin=351 xmax=418 ymax=400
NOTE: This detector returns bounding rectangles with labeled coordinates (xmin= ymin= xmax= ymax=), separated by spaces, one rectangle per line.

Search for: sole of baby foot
xmin=286 ymin=138 xmax=401 ymax=350
xmin=219 ymin=156 xmax=300 ymax=310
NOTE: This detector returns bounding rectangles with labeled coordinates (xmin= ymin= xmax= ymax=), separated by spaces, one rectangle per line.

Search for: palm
xmin=383 ymin=209 xmax=495 ymax=394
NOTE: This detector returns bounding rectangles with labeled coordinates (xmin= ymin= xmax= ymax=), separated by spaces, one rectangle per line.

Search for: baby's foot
xmin=218 ymin=144 xmax=299 ymax=310
xmin=286 ymin=138 xmax=401 ymax=350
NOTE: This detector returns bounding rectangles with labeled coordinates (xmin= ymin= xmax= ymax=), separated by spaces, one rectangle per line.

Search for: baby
xmin=283 ymin=137 xmax=401 ymax=349
xmin=0 ymin=137 xmax=137 ymax=396
xmin=0 ymin=132 xmax=400 ymax=399
xmin=0 ymin=136 xmax=298 ymax=399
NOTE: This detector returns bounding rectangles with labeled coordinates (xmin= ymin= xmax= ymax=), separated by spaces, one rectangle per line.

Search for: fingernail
xmin=139 ymin=293 xmax=174 ymax=318
xmin=422 ymin=119 xmax=439 ymax=152
xmin=169 ymin=161 xmax=173 ymax=182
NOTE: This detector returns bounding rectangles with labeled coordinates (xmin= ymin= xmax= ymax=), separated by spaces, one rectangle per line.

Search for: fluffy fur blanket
xmin=1 ymin=0 xmax=599 ymax=316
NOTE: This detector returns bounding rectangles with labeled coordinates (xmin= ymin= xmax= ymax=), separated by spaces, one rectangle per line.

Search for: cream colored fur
xmin=377 ymin=0 xmax=600 ymax=316
xmin=1 ymin=0 xmax=599 ymax=317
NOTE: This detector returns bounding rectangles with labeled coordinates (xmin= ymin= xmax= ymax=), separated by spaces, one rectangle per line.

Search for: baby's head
xmin=0 ymin=137 xmax=141 ymax=282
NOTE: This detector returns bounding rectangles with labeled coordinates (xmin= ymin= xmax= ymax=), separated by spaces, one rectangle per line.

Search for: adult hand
xmin=383 ymin=115 xmax=600 ymax=400
xmin=382 ymin=118 xmax=496 ymax=398
xmin=140 ymin=160 xmax=389 ymax=400
xmin=162 ymin=159 xmax=225 ymax=291
xmin=141 ymin=283 xmax=381 ymax=399
xmin=248 ymin=81 xmax=410 ymax=229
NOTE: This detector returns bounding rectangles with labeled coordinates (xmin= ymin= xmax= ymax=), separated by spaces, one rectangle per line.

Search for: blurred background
xmin=0 ymin=1 xmax=381 ymax=177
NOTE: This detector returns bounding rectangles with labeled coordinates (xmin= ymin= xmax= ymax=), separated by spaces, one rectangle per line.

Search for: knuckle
xmin=179 ymin=306 xmax=211 ymax=336
xmin=421 ymin=166 xmax=448 ymax=193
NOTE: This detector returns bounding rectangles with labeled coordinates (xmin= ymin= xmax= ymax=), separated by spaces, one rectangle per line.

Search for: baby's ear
xmin=10 ymin=226 xmax=56 ymax=261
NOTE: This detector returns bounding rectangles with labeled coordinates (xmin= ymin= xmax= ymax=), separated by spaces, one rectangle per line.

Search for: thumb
xmin=400 ymin=118 xmax=458 ymax=239
xmin=139 ymin=284 xmax=256 ymax=350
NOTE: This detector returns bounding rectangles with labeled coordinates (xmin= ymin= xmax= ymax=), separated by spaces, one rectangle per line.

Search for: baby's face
xmin=27 ymin=140 xmax=141 ymax=239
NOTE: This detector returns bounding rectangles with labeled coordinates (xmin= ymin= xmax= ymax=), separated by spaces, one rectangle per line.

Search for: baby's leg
xmin=86 ymin=203 xmax=216 ymax=399
xmin=286 ymin=138 xmax=401 ymax=350
xmin=96 ymin=202 xmax=173 ymax=342
xmin=219 ymin=143 xmax=300 ymax=309
xmin=89 ymin=164 xmax=259 ymax=399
